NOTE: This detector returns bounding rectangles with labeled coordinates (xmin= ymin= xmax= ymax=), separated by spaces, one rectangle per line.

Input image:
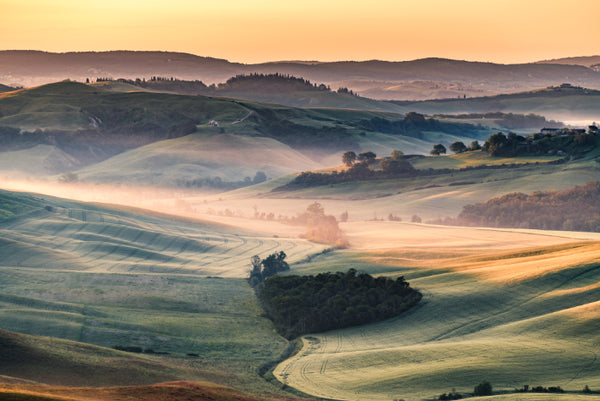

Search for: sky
xmin=1 ymin=0 xmax=599 ymax=64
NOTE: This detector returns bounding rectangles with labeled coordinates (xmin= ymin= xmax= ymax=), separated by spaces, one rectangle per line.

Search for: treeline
xmin=257 ymin=269 xmax=421 ymax=339
xmin=276 ymin=154 xmax=415 ymax=190
xmin=172 ymin=171 xmax=267 ymax=190
xmin=482 ymin=131 xmax=598 ymax=157
xmin=433 ymin=112 xmax=561 ymax=129
xmin=94 ymin=74 xmax=358 ymax=96
xmin=446 ymin=181 xmax=600 ymax=232
xmin=349 ymin=112 xmax=482 ymax=139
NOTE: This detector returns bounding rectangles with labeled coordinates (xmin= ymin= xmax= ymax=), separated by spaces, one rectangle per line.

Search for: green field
xmin=274 ymin=230 xmax=600 ymax=401
xmin=0 ymin=189 xmax=329 ymax=393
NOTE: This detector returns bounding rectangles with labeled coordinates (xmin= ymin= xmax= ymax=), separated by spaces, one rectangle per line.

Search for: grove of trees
xmin=452 ymin=181 xmax=600 ymax=232
xmin=257 ymin=269 xmax=421 ymax=338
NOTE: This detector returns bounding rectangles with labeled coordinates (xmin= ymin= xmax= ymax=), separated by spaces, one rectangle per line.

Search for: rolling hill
xmin=0 ymin=188 xmax=331 ymax=396
xmin=394 ymin=85 xmax=600 ymax=123
xmin=537 ymin=55 xmax=600 ymax=68
xmin=2 ymin=51 xmax=600 ymax=100
xmin=94 ymin=74 xmax=404 ymax=112
xmin=0 ymin=80 xmax=495 ymax=184
xmin=74 ymin=133 xmax=322 ymax=185
xmin=274 ymin=227 xmax=600 ymax=401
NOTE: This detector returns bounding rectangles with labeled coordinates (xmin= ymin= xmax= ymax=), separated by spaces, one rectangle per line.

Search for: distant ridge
xmin=537 ymin=55 xmax=600 ymax=67
xmin=2 ymin=50 xmax=600 ymax=100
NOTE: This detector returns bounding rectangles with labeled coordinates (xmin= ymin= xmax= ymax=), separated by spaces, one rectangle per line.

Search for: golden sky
xmin=1 ymin=0 xmax=598 ymax=63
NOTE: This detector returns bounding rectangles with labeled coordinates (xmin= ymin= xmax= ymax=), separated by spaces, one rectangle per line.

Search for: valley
xmin=0 ymin=52 xmax=600 ymax=401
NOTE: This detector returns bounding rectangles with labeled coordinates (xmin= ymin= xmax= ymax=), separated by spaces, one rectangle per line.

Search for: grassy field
xmin=0 ymin=189 xmax=329 ymax=394
xmin=274 ymin=223 xmax=600 ymax=401
xmin=75 ymin=132 xmax=322 ymax=184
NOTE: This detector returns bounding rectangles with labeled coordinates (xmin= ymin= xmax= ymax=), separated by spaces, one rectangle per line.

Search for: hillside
xmin=99 ymin=74 xmax=403 ymax=112
xmin=0 ymin=189 xmax=333 ymax=395
xmin=0 ymin=81 xmax=495 ymax=183
xmin=75 ymin=133 xmax=322 ymax=186
xmin=537 ymin=55 xmax=600 ymax=68
xmin=0 ymin=83 xmax=17 ymax=93
xmin=393 ymin=85 xmax=600 ymax=122
xmin=274 ymin=227 xmax=600 ymax=401
xmin=2 ymin=51 xmax=600 ymax=100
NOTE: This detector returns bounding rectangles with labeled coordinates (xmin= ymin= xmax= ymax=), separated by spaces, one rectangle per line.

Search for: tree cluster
xmin=257 ymin=269 xmax=421 ymax=339
xmin=296 ymin=202 xmax=346 ymax=247
xmin=349 ymin=112 xmax=482 ymax=139
xmin=278 ymin=152 xmax=415 ymax=190
xmin=248 ymin=251 xmax=290 ymax=287
xmin=515 ymin=385 xmax=563 ymax=394
xmin=482 ymin=130 xmax=598 ymax=157
xmin=219 ymin=73 xmax=329 ymax=92
xmin=433 ymin=112 xmax=561 ymax=129
xmin=452 ymin=181 xmax=600 ymax=232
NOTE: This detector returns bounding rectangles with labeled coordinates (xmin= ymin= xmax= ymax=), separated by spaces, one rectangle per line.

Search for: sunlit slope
xmin=0 ymin=189 xmax=325 ymax=277
xmin=75 ymin=133 xmax=322 ymax=184
xmin=0 ymin=380 xmax=275 ymax=401
xmin=275 ymin=224 xmax=600 ymax=401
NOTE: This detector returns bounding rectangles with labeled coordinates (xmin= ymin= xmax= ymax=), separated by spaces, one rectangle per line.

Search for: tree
xmin=248 ymin=252 xmax=290 ymax=286
xmin=248 ymin=255 xmax=263 ymax=286
xmin=473 ymin=381 xmax=492 ymax=397
xmin=342 ymin=151 xmax=357 ymax=166
xmin=358 ymin=151 xmax=377 ymax=164
xmin=449 ymin=141 xmax=467 ymax=154
xmin=411 ymin=215 xmax=422 ymax=223
xmin=261 ymin=251 xmax=289 ymax=279
xmin=253 ymin=171 xmax=267 ymax=184
xmin=470 ymin=140 xmax=481 ymax=150
xmin=391 ymin=149 xmax=404 ymax=160
xmin=483 ymin=132 xmax=508 ymax=156
xmin=306 ymin=201 xmax=325 ymax=217
xmin=339 ymin=210 xmax=349 ymax=222
xmin=430 ymin=144 xmax=446 ymax=156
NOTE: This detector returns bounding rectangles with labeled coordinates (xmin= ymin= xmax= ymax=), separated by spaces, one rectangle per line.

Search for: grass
xmin=0 ymin=190 xmax=331 ymax=394
xmin=75 ymin=132 xmax=320 ymax=184
xmin=273 ymin=224 xmax=600 ymax=401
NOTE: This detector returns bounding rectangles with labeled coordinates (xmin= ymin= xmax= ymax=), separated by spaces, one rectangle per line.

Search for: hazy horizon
xmin=2 ymin=48 xmax=599 ymax=66
xmin=1 ymin=0 xmax=599 ymax=65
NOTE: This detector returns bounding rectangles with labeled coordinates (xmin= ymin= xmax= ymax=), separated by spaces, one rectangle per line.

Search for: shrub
xmin=473 ymin=381 xmax=492 ymax=396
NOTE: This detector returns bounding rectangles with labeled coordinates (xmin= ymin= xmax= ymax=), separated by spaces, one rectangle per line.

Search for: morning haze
xmin=0 ymin=1 xmax=600 ymax=400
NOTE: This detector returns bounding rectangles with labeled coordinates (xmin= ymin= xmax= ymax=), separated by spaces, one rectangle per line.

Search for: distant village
xmin=538 ymin=124 xmax=598 ymax=137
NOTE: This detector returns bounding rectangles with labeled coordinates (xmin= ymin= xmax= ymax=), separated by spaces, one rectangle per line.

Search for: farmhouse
xmin=540 ymin=128 xmax=561 ymax=135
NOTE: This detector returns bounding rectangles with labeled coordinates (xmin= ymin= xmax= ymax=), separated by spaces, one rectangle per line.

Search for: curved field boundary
xmin=274 ymin=227 xmax=600 ymax=401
